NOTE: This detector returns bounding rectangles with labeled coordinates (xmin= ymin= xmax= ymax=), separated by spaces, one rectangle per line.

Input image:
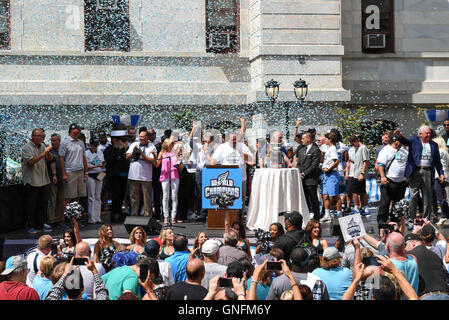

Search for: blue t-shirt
xmin=166 ymin=251 xmax=190 ymax=283
xmin=32 ymin=275 xmax=53 ymax=300
xmin=246 ymin=276 xmax=272 ymax=301
xmin=312 ymin=266 xmax=352 ymax=300
xmin=391 ymin=256 xmax=419 ymax=294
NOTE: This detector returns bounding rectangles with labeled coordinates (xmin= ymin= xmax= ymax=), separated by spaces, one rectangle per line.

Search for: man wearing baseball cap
xmin=200 ymin=239 xmax=227 ymax=289
xmin=272 ymin=211 xmax=311 ymax=262
xmin=0 ymin=256 xmax=39 ymax=300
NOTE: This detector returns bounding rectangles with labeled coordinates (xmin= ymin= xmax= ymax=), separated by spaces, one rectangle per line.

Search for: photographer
xmin=255 ymin=223 xmax=284 ymax=255
xmin=126 ymin=130 xmax=157 ymax=217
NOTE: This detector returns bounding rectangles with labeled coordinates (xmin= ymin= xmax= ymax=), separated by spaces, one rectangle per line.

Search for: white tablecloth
xmin=246 ymin=168 xmax=310 ymax=231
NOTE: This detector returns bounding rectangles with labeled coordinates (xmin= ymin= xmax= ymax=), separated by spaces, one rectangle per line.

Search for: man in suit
xmin=294 ymin=132 xmax=322 ymax=220
xmin=394 ymin=126 xmax=444 ymax=220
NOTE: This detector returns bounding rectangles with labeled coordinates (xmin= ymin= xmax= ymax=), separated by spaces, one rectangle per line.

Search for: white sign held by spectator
xmin=338 ymin=214 xmax=366 ymax=242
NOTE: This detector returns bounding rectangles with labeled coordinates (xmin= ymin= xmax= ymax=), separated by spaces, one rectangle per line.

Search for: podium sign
xmin=202 ymin=167 xmax=242 ymax=210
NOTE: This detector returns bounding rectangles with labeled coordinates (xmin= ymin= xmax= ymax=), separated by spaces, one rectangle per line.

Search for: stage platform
xmin=3 ymin=206 xmax=447 ymax=260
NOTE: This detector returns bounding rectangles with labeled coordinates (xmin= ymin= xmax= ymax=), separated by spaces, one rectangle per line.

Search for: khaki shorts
xmin=64 ymin=170 xmax=87 ymax=199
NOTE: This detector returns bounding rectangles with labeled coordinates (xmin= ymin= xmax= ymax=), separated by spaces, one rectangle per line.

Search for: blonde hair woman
xmin=33 ymin=255 xmax=56 ymax=300
xmin=433 ymin=135 xmax=449 ymax=226
xmin=126 ymin=226 xmax=147 ymax=254
xmin=158 ymin=227 xmax=175 ymax=260
xmin=155 ymin=138 xmax=181 ymax=225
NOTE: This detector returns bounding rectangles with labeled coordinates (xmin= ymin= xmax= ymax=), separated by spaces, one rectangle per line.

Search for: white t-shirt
xmin=158 ymin=259 xmax=175 ymax=287
xmin=85 ymin=149 xmax=105 ymax=174
xmin=419 ymin=142 xmax=432 ymax=167
xmin=349 ymin=144 xmax=370 ymax=178
xmin=212 ymin=142 xmax=252 ymax=181
xmin=26 ymin=250 xmax=47 ymax=287
xmin=189 ymin=141 xmax=216 ymax=171
xmin=126 ymin=141 xmax=157 ymax=181
xmin=78 ymin=263 xmax=106 ymax=300
xmin=377 ymin=145 xmax=408 ymax=183
xmin=322 ymin=145 xmax=338 ymax=171
xmin=98 ymin=141 xmax=111 ymax=153
xmin=426 ymin=240 xmax=447 ymax=261
xmin=336 ymin=142 xmax=348 ymax=176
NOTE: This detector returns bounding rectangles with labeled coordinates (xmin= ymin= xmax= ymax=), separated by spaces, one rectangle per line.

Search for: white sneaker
xmin=320 ymin=214 xmax=331 ymax=222
xmin=437 ymin=218 xmax=447 ymax=226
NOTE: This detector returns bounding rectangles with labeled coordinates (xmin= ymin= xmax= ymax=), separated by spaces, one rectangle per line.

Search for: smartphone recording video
xmin=72 ymin=258 xmax=88 ymax=265
xmin=266 ymin=261 xmax=282 ymax=271
xmin=139 ymin=264 xmax=149 ymax=282
xmin=219 ymin=277 xmax=233 ymax=288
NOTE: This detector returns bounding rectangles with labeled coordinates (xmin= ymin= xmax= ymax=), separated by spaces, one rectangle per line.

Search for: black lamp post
xmin=265 ymin=79 xmax=282 ymax=141
xmin=293 ymin=78 xmax=309 ymax=108
xmin=265 ymin=79 xmax=280 ymax=103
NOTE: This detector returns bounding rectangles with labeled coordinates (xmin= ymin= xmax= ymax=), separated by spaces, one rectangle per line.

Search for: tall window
xmin=361 ymin=0 xmax=394 ymax=53
xmin=0 ymin=0 xmax=9 ymax=49
xmin=206 ymin=0 xmax=239 ymax=53
xmin=84 ymin=0 xmax=130 ymax=52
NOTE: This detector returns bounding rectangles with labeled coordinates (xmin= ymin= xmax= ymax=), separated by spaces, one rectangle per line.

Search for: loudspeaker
xmin=124 ymin=216 xmax=162 ymax=235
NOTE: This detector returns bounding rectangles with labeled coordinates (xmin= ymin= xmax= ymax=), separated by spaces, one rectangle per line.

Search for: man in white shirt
xmin=126 ymin=130 xmax=157 ymax=217
xmin=26 ymin=235 xmax=52 ymax=287
xmin=200 ymin=240 xmax=227 ymax=289
xmin=209 ymin=132 xmax=253 ymax=204
xmin=376 ymin=134 xmax=408 ymax=223
xmin=74 ymin=241 xmax=106 ymax=300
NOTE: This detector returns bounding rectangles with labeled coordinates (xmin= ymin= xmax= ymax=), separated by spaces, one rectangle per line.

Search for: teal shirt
xmin=32 ymin=275 xmax=53 ymax=300
xmin=391 ymin=256 xmax=419 ymax=294
xmin=312 ymin=266 xmax=352 ymax=300
xmin=102 ymin=266 xmax=140 ymax=300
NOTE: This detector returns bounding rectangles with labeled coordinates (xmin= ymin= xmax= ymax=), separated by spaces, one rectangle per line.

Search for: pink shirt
xmin=159 ymin=152 xmax=179 ymax=182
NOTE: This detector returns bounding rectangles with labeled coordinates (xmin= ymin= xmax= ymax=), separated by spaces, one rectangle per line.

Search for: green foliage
xmin=171 ymin=107 xmax=198 ymax=131
xmin=335 ymin=106 xmax=397 ymax=173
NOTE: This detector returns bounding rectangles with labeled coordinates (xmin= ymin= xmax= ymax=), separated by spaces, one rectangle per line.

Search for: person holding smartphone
xmin=101 ymin=257 xmax=159 ymax=300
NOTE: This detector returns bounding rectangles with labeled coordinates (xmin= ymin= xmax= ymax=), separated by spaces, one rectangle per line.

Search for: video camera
xmin=131 ymin=146 xmax=142 ymax=161
xmin=254 ymin=228 xmax=273 ymax=254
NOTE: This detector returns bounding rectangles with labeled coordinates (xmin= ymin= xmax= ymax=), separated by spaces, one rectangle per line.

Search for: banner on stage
xmin=338 ymin=213 xmax=366 ymax=242
xmin=202 ymin=168 xmax=242 ymax=209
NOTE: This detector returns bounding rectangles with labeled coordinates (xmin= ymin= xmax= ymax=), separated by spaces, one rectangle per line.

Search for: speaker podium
xmin=124 ymin=216 xmax=162 ymax=235
xmin=203 ymin=165 xmax=242 ymax=229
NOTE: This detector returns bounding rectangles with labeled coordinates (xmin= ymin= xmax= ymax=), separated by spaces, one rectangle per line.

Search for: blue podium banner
xmin=202 ymin=167 xmax=242 ymax=209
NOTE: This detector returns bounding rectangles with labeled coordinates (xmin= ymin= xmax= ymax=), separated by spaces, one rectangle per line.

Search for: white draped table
xmin=246 ymin=168 xmax=310 ymax=231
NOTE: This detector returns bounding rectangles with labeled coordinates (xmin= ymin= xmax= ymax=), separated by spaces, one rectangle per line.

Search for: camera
xmin=254 ymin=228 xmax=273 ymax=254
xmin=131 ymin=146 xmax=141 ymax=161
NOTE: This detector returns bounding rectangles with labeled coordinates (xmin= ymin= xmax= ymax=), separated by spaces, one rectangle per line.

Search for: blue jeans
xmin=420 ymin=292 xmax=449 ymax=300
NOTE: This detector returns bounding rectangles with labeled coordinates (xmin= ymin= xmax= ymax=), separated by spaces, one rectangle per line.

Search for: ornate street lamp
xmin=265 ymin=79 xmax=280 ymax=102
xmin=291 ymin=79 xmax=309 ymax=141
xmin=293 ymin=78 xmax=308 ymax=102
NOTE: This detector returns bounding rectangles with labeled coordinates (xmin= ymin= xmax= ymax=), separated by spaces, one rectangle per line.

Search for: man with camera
xmin=126 ymin=129 xmax=157 ymax=217
xmin=376 ymin=133 xmax=408 ymax=224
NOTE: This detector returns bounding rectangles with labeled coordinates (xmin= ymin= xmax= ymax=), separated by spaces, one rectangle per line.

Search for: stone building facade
xmin=0 ymin=0 xmax=448 ymax=135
